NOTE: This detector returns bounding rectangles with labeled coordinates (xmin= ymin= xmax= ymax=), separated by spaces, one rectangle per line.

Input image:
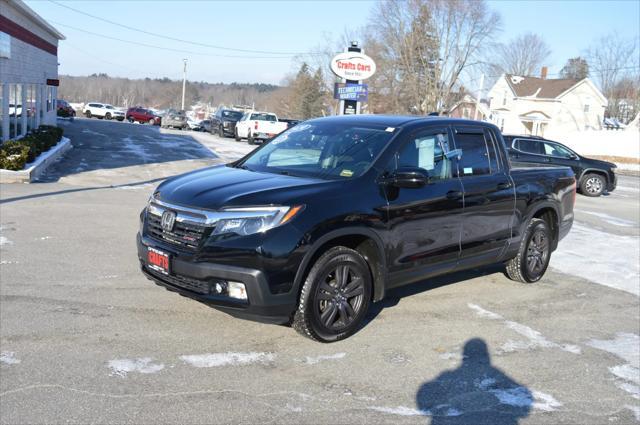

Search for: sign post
xmin=330 ymin=42 xmax=376 ymax=115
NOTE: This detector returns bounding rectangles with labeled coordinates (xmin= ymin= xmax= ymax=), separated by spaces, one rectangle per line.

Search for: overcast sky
xmin=27 ymin=0 xmax=640 ymax=85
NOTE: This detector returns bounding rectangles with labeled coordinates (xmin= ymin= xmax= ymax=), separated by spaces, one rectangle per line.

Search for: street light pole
xmin=181 ymin=59 xmax=187 ymax=111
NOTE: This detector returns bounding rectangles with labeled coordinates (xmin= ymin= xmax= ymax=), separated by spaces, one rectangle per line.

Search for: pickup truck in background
xmin=137 ymin=115 xmax=576 ymax=342
xmin=234 ymin=111 xmax=288 ymax=144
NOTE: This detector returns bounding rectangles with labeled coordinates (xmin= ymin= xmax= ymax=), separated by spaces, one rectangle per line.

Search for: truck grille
xmin=145 ymin=212 xmax=209 ymax=251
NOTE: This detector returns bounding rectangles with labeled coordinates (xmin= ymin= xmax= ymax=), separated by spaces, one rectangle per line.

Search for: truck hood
xmin=155 ymin=164 xmax=338 ymax=210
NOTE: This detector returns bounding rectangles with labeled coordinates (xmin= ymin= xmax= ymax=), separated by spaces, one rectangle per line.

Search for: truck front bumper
xmin=137 ymin=234 xmax=297 ymax=324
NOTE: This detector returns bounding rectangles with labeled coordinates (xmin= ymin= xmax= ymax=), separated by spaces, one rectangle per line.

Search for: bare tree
xmin=488 ymin=33 xmax=551 ymax=77
xmin=366 ymin=0 xmax=500 ymax=114
xmin=560 ymin=57 xmax=589 ymax=80
xmin=587 ymin=32 xmax=638 ymax=100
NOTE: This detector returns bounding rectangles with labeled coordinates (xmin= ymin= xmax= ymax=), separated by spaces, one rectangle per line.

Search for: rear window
xmin=222 ymin=110 xmax=242 ymax=119
xmin=515 ymin=139 xmax=543 ymax=155
xmin=250 ymin=113 xmax=277 ymax=122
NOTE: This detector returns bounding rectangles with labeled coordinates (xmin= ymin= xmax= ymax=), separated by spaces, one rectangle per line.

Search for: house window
xmin=0 ymin=32 xmax=10 ymax=59
xmin=584 ymin=104 xmax=590 ymax=113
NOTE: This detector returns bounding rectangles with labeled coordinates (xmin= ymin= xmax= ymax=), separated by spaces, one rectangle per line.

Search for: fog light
xmin=213 ymin=281 xmax=227 ymax=295
xmin=227 ymin=281 xmax=247 ymax=300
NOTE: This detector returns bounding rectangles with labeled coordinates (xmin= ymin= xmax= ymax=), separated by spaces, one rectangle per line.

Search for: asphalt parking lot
xmin=1 ymin=118 xmax=639 ymax=424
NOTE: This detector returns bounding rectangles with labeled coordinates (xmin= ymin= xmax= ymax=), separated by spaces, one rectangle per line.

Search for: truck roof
xmin=305 ymin=114 xmax=500 ymax=130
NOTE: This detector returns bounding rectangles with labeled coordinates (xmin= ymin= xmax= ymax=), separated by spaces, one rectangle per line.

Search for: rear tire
xmin=293 ymin=246 xmax=372 ymax=342
xmin=505 ymin=218 xmax=551 ymax=283
xmin=85 ymin=111 xmax=92 ymax=118
xmin=219 ymin=125 xmax=225 ymax=137
xmin=580 ymin=173 xmax=605 ymax=197
xmin=148 ymin=118 xmax=156 ymax=126
xmin=105 ymin=112 xmax=112 ymax=120
xmin=248 ymin=131 xmax=255 ymax=145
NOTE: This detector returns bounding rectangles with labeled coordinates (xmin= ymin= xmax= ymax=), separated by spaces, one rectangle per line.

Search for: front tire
xmin=581 ymin=173 xmax=605 ymax=197
xmin=293 ymin=246 xmax=372 ymax=342
xmin=219 ymin=125 xmax=225 ymax=137
xmin=105 ymin=112 xmax=112 ymax=120
xmin=235 ymin=129 xmax=241 ymax=141
xmin=505 ymin=218 xmax=551 ymax=283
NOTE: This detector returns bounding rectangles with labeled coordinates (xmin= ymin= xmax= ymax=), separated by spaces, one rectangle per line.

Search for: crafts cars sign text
xmin=330 ymin=52 xmax=377 ymax=81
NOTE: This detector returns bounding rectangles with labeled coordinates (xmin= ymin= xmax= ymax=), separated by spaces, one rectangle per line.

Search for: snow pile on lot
xmin=550 ymin=223 xmax=640 ymax=296
xmin=0 ymin=352 xmax=21 ymax=365
xmin=179 ymin=352 xmax=275 ymax=368
xmin=551 ymin=129 xmax=640 ymax=160
xmin=108 ymin=358 xmax=165 ymax=377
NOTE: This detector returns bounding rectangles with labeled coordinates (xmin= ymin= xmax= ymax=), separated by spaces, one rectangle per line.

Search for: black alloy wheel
xmin=505 ymin=218 xmax=552 ymax=283
xmin=293 ymin=246 xmax=372 ymax=342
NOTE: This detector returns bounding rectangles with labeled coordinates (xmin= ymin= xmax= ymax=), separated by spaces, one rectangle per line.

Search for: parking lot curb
xmin=0 ymin=137 xmax=72 ymax=184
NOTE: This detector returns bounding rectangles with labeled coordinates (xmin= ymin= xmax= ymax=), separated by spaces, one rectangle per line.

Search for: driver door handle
xmin=446 ymin=190 xmax=462 ymax=200
xmin=497 ymin=182 xmax=512 ymax=190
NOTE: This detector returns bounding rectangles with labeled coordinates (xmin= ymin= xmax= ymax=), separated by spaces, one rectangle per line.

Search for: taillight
xmin=254 ymin=121 xmax=258 ymax=130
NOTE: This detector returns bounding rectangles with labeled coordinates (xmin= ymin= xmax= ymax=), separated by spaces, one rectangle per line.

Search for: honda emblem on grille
xmin=161 ymin=210 xmax=176 ymax=231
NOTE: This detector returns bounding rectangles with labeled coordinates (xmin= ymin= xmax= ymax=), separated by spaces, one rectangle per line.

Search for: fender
xmin=522 ymin=200 xmax=561 ymax=250
xmin=292 ymin=227 xmax=388 ymax=303
xmin=578 ymin=168 xmax=609 ymax=184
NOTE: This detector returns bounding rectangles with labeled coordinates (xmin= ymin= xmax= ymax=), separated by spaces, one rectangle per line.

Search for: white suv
xmin=83 ymin=102 xmax=125 ymax=121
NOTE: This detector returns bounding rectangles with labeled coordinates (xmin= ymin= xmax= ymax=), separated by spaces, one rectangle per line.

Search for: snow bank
xmin=548 ymin=129 xmax=640 ymax=159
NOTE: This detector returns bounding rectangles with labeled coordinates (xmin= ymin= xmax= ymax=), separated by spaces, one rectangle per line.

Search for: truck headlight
xmin=212 ymin=205 xmax=304 ymax=237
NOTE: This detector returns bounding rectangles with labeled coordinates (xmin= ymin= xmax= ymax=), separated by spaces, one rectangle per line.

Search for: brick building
xmin=0 ymin=0 xmax=64 ymax=142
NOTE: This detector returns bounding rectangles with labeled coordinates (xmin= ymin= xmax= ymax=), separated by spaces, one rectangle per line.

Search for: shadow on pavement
xmin=416 ymin=338 xmax=532 ymax=424
xmin=0 ymin=176 xmax=166 ymax=204
xmin=40 ymin=119 xmax=217 ymax=182
xmin=365 ymin=264 xmax=505 ymax=325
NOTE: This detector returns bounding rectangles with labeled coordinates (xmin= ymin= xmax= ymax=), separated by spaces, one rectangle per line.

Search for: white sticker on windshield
xmin=464 ymin=167 xmax=473 ymax=174
xmin=385 ymin=127 xmax=395 ymax=132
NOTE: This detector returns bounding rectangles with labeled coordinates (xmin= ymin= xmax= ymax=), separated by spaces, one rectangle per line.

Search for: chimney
xmin=541 ymin=66 xmax=548 ymax=80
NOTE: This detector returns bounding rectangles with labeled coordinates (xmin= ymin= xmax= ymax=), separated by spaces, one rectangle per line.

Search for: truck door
xmin=382 ymin=127 xmax=464 ymax=287
xmin=452 ymin=126 xmax=515 ymax=265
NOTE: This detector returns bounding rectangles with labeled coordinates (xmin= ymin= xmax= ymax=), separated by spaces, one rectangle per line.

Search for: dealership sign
xmin=330 ymin=52 xmax=376 ymax=81
xmin=334 ymin=83 xmax=368 ymax=101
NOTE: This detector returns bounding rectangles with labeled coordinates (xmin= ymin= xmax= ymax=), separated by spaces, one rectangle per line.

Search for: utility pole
xmin=474 ymin=73 xmax=484 ymax=121
xmin=181 ymin=59 xmax=187 ymax=111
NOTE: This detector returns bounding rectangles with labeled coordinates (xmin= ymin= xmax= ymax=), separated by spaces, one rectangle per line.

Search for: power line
xmin=49 ymin=0 xmax=319 ymax=56
xmin=50 ymin=21 xmax=297 ymax=59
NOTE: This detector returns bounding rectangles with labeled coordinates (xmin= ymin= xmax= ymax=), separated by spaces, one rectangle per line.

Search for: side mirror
xmin=388 ymin=167 xmax=429 ymax=188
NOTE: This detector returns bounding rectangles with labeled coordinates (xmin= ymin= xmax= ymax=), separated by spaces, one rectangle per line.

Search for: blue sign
xmin=334 ymin=83 xmax=368 ymax=101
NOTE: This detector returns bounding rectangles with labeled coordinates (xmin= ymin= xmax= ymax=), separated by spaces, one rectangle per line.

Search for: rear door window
xmin=515 ymin=138 xmax=543 ymax=155
xmin=452 ymin=127 xmax=492 ymax=176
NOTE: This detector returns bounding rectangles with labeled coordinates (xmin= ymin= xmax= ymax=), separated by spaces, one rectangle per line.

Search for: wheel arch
xmin=527 ymin=203 xmax=560 ymax=251
xmin=293 ymin=228 xmax=388 ymax=303
xmin=578 ymin=168 xmax=608 ymax=185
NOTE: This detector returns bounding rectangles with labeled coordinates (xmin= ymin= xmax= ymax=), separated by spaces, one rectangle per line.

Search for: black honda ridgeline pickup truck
xmin=137 ymin=115 xmax=575 ymax=342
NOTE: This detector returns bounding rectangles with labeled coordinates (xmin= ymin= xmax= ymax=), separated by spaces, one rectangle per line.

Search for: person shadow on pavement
xmin=416 ymin=338 xmax=532 ymax=425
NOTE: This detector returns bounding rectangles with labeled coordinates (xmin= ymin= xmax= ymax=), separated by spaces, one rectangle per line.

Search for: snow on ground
xmin=179 ymin=352 xmax=275 ymax=368
xmin=551 ymin=223 xmax=640 ymax=296
xmin=302 ymin=353 xmax=347 ymax=365
xmin=575 ymin=210 xmax=636 ymax=227
xmin=587 ymin=333 xmax=640 ymax=411
xmin=107 ymin=358 xmax=165 ymax=377
xmin=468 ymin=304 xmax=581 ymax=354
xmin=0 ymin=352 xmax=21 ymax=365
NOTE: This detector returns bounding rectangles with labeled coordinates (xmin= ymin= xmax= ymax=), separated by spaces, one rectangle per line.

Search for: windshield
xmin=250 ymin=113 xmax=277 ymax=122
xmin=239 ymin=122 xmax=395 ymax=179
xmin=222 ymin=110 xmax=242 ymax=119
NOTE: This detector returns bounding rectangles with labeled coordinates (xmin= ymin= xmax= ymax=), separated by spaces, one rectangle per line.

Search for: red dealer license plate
xmin=147 ymin=247 xmax=170 ymax=275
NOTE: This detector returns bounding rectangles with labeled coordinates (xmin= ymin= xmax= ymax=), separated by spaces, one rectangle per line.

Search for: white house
xmin=0 ymin=0 xmax=65 ymax=142
xmin=487 ymin=71 xmax=607 ymax=138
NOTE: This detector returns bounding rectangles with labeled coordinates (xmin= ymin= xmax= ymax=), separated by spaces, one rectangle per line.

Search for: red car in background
xmin=126 ymin=107 xmax=161 ymax=125
xmin=57 ymin=99 xmax=76 ymax=117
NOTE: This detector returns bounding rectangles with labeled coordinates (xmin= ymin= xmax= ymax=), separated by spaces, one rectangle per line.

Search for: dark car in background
xmin=211 ymin=108 xmax=243 ymax=137
xmin=504 ymin=135 xmax=616 ymax=197
xmin=126 ymin=107 xmax=161 ymax=125
xmin=161 ymin=109 xmax=187 ymax=130
xmin=56 ymin=99 xmax=76 ymax=117
xmin=279 ymin=118 xmax=301 ymax=129
xmin=137 ymin=115 xmax=576 ymax=342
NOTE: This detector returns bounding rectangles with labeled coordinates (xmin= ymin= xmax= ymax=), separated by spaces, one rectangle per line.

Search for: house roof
xmin=505 ymin=74 xmax=579 ymax=99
